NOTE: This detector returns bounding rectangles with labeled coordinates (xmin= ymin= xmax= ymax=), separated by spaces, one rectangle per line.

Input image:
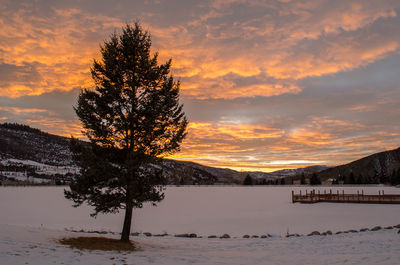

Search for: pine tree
xmin=349 ymin=172 xmax=356 ymax=185
xmin=300 ymin=173 xmax=306 ymax=185
xmin=243 ymin=174 xmax=254 ymax=185
xmin=309 ymin=173 xmax=321 ymax=185
xmin=280 ymin=177 xmax=286 ymax=185
xmin=64 ymin=23 xmax=188 ymax=242
xmin=391 ymin=169 xmax=400 ymax=186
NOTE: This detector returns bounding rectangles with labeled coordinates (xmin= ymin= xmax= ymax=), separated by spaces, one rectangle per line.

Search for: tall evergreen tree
xmin=243 ymin=174 xmax=254 ymax=185
xmin=349 ymin=172 xmax=356 ymax=185
xmin=280 ymin=177 xmax=286 ymax=185
xmin=300 ymin=173 xmax=306 ymax=185
xmin=309 ymin=173 xmax=321 ymax=185
xmin=391 ymin=169 xmax=400 ymax=186
xmin=65 ymin=23 xmax=188 ymax=242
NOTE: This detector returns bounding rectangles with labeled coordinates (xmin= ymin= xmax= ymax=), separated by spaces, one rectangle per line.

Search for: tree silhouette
xmin=65 ymin=23 xmax=188 ymax=242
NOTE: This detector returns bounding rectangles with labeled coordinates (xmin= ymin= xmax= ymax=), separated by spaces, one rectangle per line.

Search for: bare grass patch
xmin=59 ymin=237 xmax=136 ymax=252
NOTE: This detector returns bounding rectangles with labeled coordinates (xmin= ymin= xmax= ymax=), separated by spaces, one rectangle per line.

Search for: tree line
xmin=242 ymin=169 xmax=400 ymax=186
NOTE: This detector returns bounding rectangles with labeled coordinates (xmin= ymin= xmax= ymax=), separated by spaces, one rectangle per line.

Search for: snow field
xmin=1 ymin=224 xmax=400 ymax=265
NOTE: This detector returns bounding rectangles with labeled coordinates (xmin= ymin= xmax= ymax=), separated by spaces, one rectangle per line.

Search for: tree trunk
xmin=121 ymin=205 xmax=133 ymax=242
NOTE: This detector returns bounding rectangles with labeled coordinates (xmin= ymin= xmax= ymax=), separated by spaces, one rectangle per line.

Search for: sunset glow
xmin=1 ymin=0 xmax=400 ymax=172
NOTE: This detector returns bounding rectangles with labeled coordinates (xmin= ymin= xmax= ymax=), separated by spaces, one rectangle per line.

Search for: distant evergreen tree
xmin=243 ymin=174 xmax=254 ymax=185
xmin=356 ymin=174 xmax=364 ymax=185
xmin=391 ymin=169 xmax=400 ymax=186
xmin=371 ymin=172 xmax=380 ymax=184
xmin=260 ymin=178 xmax=267 ymax=185
xmin=349 ymin=172 xmax=356 ymax=185
xmin=309 ymin=173 xmax=321 ymax=185
xmin=300 ymin=173 xmax=306 ymax=185
xmin=289 ymin=177 xmax=294 ymax=185
xmin=179 ymin=176 xmax=185 ymax=186
xmin=343 ymin=174 xmax=349 ymax=184
xmin=280 ymin=178 xmax=286 ymax=185
xmin=397 ymin=169 xmax=400 ymax=185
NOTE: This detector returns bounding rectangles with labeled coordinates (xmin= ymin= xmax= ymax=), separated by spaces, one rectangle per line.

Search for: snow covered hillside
xmin=0 ymin=123 xmax=329 ymax=184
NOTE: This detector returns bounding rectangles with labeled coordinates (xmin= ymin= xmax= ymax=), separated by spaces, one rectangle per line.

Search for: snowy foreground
xmin=1 ymin=224 xmax=400 ymax=265
xmin=1 ymin=186 xmax=400 ymax=264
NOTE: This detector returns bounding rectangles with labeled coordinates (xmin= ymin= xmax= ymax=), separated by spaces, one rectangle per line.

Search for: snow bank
xmin=1 ymin=224 xmax=399 ymax=265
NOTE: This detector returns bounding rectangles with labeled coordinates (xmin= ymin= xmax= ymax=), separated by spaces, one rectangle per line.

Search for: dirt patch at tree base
xmin=59 ymin=236 xmax=136 ymax=252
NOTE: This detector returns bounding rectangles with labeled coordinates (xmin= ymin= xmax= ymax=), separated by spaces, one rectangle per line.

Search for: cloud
xmin=1 ymin=0 xmax=400 ymax=172
xmin=1 ymin=0 xmax=399 ymax=99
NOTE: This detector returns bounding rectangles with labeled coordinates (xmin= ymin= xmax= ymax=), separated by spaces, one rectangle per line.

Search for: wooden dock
xmin=292 ymin=190 xmax=400 ymax=204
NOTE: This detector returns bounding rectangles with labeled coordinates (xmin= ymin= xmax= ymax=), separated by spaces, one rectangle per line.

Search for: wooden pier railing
xmin=292 ymin=190 xmax=400 ymax=204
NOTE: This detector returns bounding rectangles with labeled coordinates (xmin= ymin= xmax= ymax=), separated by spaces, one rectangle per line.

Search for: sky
xmin=1 ymin=0 xmax=400 ymax=172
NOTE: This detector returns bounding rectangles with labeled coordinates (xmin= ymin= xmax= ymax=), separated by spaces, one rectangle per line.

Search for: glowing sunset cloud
xmin=1 ymin=0 xmax=400 ymax=172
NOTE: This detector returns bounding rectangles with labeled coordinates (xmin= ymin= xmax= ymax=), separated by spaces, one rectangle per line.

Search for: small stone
xmin=335 ymin=231 xmax=342 ymax=235
xmin=174 ymin=233 xmax=189 ymax=238
xmin=326 ymin=230 xmax=332 ymax=235
xmin=371 ymin=226 xmax=382 ymax=231
xmin=260 ymin=235 xmax=267 ymax=238
xmin=251 ymin=235 xmax=259 ymax=238
xmin=307 ymin=231 xmax=320 ymax=236
xmin=130 ymin=232 xmax=140 ymax=236
xmin=154 ymin=233 xmax=168 ymax=237
xmin=243 ymin=235 xmax=250 ymax=238
xmin=397 ymin=230 xmax=400 ymax=234
xmin=220 ymin=234 xmax=230 ymax=239
xmin=189 ymin=233 xmax=197 ymax=238
xmin=143 ymin=232 xmax=152 ymax=237
xmin=394 ymin=224 xmax=400 ymax=228
xmin=348 ymin=230 xmax=358 ymax=233
xmin=208 ymin=235 xmax=217 ymax=238
xmin=384 ymin=226 xmax=393 ymax=230
xmin=359 ymin=228 xmax=369 ymax=232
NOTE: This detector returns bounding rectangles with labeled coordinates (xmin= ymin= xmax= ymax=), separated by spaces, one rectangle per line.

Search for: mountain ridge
xmin=0 ymin=122 xmax=328 ymax=184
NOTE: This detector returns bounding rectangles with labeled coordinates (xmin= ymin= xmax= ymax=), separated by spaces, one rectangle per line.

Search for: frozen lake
xmin=1 ymin=186 xmax=400 ymax=236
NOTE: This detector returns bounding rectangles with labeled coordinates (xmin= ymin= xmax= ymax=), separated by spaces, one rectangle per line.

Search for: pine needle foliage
xmin=65 ymin=23 xmax=188 ymax=241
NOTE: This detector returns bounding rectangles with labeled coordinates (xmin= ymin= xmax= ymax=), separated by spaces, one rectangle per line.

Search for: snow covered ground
xmin=1 ymin=186 xmax=400 ymax=264
xmin=1 ymin=224 xmax=399 ymax=265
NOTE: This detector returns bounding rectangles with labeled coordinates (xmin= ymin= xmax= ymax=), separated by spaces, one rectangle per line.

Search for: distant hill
xmin=317 ymin=147 xmax=400 ymax=184
xmin=0 ymin=122 xmax=328 ymax=184
xmin=0 ymin=123 xmax=74 ymax=166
